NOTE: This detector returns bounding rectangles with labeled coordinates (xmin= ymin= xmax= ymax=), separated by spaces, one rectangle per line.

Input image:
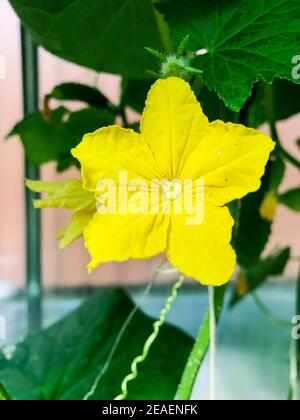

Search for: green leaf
xmin=230 ymin=247 xmax=291 ymax=306
xmin=0 ymin=289 xmax=193 ymax=400
xmin=9 ymin=0 xmax=169 ymax=79
xmin=50 ymin=83 xmax=110 ymax=109
xmin=157 ymin=0 xmax=300 ymax=111
xmin=279 ymin=188 xmax=300 ymax=211
xmin=233 ymin=175 xmax=271 ymax=267
xmin=9 ymin=107 xmax=115 ymax=170
xmin=269 ymin=156 xmax=286 ymax=193
xmin=0 ymin=382 xmax=10 ymax=400
xmin=66 ymin=108 xmax=114 ymax=140
xmin=9 ymin=107 xmax=74 ymax=166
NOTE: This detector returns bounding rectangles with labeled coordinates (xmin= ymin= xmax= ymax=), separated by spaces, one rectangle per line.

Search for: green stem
xmin=278 ymin=144 xmax=300 ymax=170
xmin=265 ymin=83 xmax=300 ymax=170
xmin=119 ymin=78 xmax=129 ymax=128
xmin=265 ymin=83 xmax=277 ymax=141
xmin=288 ymin=264 xmax=300 ymax=400
xmin=208 ymin=286 xmax=217 ymax=400
xmin=289 ymin=339 xmax=298 ymax=400
xmin=251 ymin=292 xmax=292 ymax=328
xmin=120 ymin=108 xmax=129 ymax=129
xmin=191 ymin=74 xmax=203 ymax=97
xmin=177 ymin=285 xmax=227 ymax=400
xmin=297 ymin=265 xmax=300 ymax=382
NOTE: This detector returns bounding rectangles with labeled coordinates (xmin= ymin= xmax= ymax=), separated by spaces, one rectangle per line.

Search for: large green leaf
xmin=10 ymin=0 xmax=169 ymax=78
xmin=9 ymin=107 xmax=115 ymax=171
xmin=0 ymin=289 xmax=192 ymax=400
xmin=157 ymin=0 xmax=300 ymax=111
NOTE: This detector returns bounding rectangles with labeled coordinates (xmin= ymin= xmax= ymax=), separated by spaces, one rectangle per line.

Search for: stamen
xmin=162 ymin=180 xmax=182 ymax=201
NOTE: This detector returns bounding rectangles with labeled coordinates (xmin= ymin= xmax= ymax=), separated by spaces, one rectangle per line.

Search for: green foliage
xmin=279 ymin=189 xmax=300 ymax=212
xmin=196 ymin=84 xmax=236 ymax=123
xmin=192 ymin=78 xmax=300 ymax=128
xmin=8 ymin=107 xmax=115 ymax=171
xmin=157 ymin=0 xmax=300 ymax=111
xmin=233 ymin=155 xmax=286 ymax=268
xmin=233 ymin=174 xmax=270 ymax=267
xmin=121 ymin=79 xmax=153 ymax=113
xmin=50 ymin=83 xmax=110 ymax=109
xmin=0 ymin=383 xmax=10 ymax=400
xmin=247 ymin=80 xmax=300 ymax=128
xmin=233 ymin=191 xmax=272 ymax=268
xmin=230 ymin=247 xmax=291 ymax=306
xmin=9 ymin=0 xmax=169 ymax=78
xmin=0 ymin=289 xmax=193 ymax=400
xmin=269 ymin=156 xmax=286 ymax=193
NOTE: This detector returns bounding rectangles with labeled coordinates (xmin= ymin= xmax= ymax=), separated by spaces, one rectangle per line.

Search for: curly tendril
xmin=114 ymin=273 xmax=185 ymax=400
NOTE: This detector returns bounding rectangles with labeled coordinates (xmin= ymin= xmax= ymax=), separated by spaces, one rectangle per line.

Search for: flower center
xmin=162 ymin=180 xmax=182 ymax=201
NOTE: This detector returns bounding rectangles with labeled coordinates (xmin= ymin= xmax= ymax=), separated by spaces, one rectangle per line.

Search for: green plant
xmin=4 ymin=0 xmax=300 ymax=400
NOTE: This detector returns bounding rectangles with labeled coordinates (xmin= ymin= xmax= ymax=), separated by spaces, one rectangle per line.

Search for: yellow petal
xmin=26 ymin=179 xmax=82 ymax=194
xmin=84 ymin=203 xmax=170 ymax=269
xmin=58 ymin=205 xmax=95 ymax=250
xmin=180 ymin=121 xmax=275 ymax=206
xmin=167 ymin=203 xmax=236 ymax=286
xmin=27 ymin=178 xmax=96 ymax=249
xmin=72 ymin=125 xmax=161 ymax=191
xmin=26 ymin=179 xmax=95 ymax=211
xmin=140 ymin=77 xmax=209 ymax=178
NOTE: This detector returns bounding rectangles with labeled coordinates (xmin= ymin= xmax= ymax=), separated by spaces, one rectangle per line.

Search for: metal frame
xmin=21 ymin=27 xmax=42 ymax=334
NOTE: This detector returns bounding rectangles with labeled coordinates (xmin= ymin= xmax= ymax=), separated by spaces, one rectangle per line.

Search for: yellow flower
xmin=260 ymin=192 xmax=278 ymax=222
xmin=70 ymin=77 xmax=274 ymax=286
xmin=26 ymin=179 xmax=95 ymax=249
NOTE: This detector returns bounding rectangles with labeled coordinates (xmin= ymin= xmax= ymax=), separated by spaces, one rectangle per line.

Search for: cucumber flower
xmin=28 ymin=77 xmax=274 ymax=286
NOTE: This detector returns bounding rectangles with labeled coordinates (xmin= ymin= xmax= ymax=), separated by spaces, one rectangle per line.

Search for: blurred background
xmin=0 ymin=0 xmax=300 ymax=400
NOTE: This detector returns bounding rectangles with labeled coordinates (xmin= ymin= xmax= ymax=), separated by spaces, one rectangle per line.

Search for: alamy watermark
xmin=0 ymin=55 xmax=6 ymax=80
xmin=0 ymin=315 xmax=6 ymax=340
xmin=95 ymin=171 xmax=205 ymax=225
xmin=292 ymin=55 xmax=300 ymax=80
